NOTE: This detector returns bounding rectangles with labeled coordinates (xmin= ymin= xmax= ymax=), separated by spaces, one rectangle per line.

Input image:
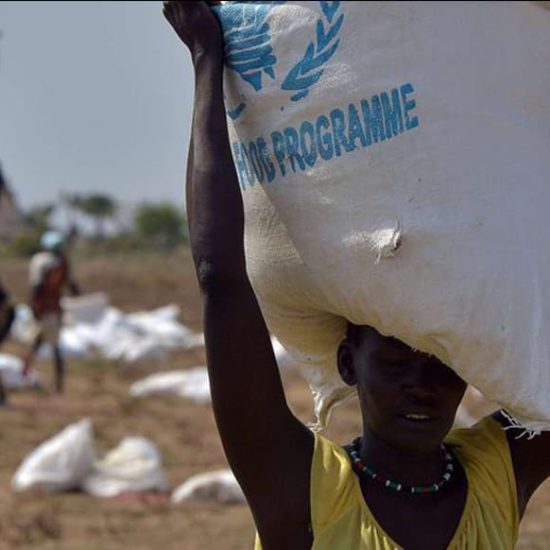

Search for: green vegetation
xmin=4 ymin=195 xmax=188 ymax=258
xmin=135 ymin=203 xmax=188 ymax=249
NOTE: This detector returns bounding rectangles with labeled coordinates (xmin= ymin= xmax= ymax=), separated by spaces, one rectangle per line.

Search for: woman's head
xmin=338 ymin=323 xmax=467 ymax=454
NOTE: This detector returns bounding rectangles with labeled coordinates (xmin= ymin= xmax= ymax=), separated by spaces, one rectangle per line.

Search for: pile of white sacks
xmin=6 ymin=294 xmax=295 ymax=505
xmin=12 ymin=418 xmax=245 ymax=504
xmin=10 ymin=293 xmax=204 ymax=363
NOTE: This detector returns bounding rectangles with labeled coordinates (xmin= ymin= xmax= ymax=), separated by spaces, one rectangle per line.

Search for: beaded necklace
xmin=348 ymin=437 xmax=455 ymax=494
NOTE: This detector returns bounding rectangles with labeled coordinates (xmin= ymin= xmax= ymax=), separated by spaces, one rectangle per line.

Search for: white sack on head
xmin=271 ymin=336 xmax=295 ymax=371
xmin=82 ymin=436 xmax=167 ymax=498
xmin=171 ymin=469 xmax=246 ymax=505
xmin=12 ymin=418 xmax=95 ymax=493
xmin=129 ymin=367 xmax=211 ymax=403
xmin=213 ymin=1 xmax=550 ymax=431
xmin=0 ymin=353 xmax=41 ymax=389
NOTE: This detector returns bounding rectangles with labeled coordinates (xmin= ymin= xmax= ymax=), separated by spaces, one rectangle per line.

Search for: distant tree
xmin=61 ymin=192 xmax=83 ymax=233
xmin=62 ymin=193 xmax=84 ymax=213
xmin=134 ymin=203 xmax=187 ymax=249
xmin=73 ymin=194 xmax=118 ymax=239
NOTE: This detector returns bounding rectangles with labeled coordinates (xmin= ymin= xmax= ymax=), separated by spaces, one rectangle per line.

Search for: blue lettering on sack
xmin=284 ymin=127 xmax=306 ymax=172
xmin=271 ymin=130 xmax=287 ymax=177
xmin=300 ymin=121 xmax=317 ymax=167
xmin=230 ymin=82 xmax=421 ymax=190
xmin=401 ymin=83 xmax=419 ymax=131
xmin=257 ymin=137 xmax=276 ymax=182
xmin=316 ymin=115 xmax=334 ymax=160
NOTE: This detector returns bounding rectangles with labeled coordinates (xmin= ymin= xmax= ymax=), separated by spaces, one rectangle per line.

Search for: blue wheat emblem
xmin=282 ymin=1 xmax=344 ymax=101
xmin=213 ymin=2 xmax=283 ymax=92
xmin=213 ymin=1 xmax=345 ymax=119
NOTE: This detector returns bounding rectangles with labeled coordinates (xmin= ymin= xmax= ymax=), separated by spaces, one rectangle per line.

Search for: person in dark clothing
xmin=23 ymin=231 xmax=80 ymax=393
xmin=0 ymin=282 xmax=16 ymax=405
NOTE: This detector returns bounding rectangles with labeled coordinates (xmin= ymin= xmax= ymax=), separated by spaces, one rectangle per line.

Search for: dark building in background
xmin=0 ymin=163 xmax=25 ymax=240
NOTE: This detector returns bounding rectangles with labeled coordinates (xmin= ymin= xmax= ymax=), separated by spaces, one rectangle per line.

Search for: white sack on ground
xmin=61 ymin=292 xmax=109 ymax=325
xmin=82 ymin=436 xmax=167 ymax=498
xmin=214 ymin=2 xmax=550 ymax=430
xmin=129 ymin=340 xmax=294 ymax=401
xmin=11 ymin=301 xmax=204 ymax=363
xmin=0 ymin=353 xmax=41 ymax=389
xmin=12 ymin=418 xmax=95 ymax=493
xmin=10 ymin=304 xmax=37 ymax=345
xmin=171 ymin=469 xmax=246 ymax=505
xmin=129 ymin=367 xmax=211 ymax=403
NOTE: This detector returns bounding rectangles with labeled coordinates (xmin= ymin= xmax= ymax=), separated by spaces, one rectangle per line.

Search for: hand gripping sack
xmin=213 ymin=2 xmax=550 ymax=431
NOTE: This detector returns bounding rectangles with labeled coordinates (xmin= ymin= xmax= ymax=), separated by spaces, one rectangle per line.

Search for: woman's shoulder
xmin=445 ymin=416 xmax=519 ymax=534
xmin=312 ymin=431 xmax=356 ymax=489
xmin=447 ymin=416 xmax=507 ymax=448
xmin=446 ymin=416 xmax=513 ymax=477
xmin=310 ymin=432 xmax=359 ymax=526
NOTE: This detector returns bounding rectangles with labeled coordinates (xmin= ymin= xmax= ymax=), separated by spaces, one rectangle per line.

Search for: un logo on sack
xmin=213 ymin=1 xmax=344 ymax=120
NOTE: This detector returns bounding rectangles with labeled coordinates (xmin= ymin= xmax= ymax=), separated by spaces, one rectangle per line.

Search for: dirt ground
xmin=0 ymin=250 xmax=549 ymax=549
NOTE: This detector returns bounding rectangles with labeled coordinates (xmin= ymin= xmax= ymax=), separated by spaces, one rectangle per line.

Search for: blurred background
xmin=0 ymin=2 xmax=548 ymax=549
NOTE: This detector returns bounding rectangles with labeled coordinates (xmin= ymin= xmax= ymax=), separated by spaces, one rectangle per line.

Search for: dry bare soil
xmin=0 ymin=251 xmax=548 ymax=549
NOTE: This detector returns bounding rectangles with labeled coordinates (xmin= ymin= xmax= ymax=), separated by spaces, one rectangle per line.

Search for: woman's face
xmin=338 ymin=326 xmax=467 ymax=454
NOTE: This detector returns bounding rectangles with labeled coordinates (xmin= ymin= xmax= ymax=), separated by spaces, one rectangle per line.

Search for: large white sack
xmin=171 ymin=469 xmax=246 ymax=505
xmin=0 ymin=353 xmax=41 ymax=389
xmin=82 ymin=436 xmax=167 ymax=498
xmin=129 ymin=367 xmax=211 ymax=403
xmin=12 ymin=418 xmax=95 ymax=493
xmin=214 ymin=2 xmax=550 ymax=430
xmin=271 ymin=336 xmax=295 ymax=371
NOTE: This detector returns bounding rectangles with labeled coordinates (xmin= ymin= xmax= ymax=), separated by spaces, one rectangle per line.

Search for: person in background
xmin=23 ymin=230 xmax=80 ymax=393
xmin=0 ymin=282 xmax=16 ymax=405
xmin=164 ymin=2 xmax=550 ymax=549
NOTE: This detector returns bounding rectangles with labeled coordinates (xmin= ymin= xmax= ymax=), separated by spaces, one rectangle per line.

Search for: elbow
xmin=196 ymin=258 xmax=217 ymax=291
xmin=195 ymin=257 xmax=247 ymax=295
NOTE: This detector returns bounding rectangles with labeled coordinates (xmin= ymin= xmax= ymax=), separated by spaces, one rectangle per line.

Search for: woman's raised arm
xmin=163 ymin=2 xmax=313 ymax=547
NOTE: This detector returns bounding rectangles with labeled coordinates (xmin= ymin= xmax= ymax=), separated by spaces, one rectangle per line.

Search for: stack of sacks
xmin=11 ymin=420 xmax=167 ymax=498
xmin=214 ymin=1 xmax=550 ymax=431
xmin=11 ymin=299 xmax=204 ymax=363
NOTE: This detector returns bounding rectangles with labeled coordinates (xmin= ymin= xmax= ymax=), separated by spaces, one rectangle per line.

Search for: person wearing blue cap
xmin=23 ymin=230 xmax=80 ymax=393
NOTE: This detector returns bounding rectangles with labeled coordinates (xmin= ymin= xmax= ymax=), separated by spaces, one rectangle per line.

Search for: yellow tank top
xmin=255 ymin=417 xmax=518 ymax=549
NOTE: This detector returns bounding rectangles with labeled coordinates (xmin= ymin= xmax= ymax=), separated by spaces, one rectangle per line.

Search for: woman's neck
xmin=359 ymin=427 xmax=448 ymax=487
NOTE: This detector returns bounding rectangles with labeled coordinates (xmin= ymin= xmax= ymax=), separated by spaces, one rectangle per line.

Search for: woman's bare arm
xmin=163 ymin=2 xmax=313 ymax=547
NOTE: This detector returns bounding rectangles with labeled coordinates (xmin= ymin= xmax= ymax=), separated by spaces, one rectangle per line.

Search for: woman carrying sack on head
xmin=164 ymin=2 xmax=550 ymax=548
